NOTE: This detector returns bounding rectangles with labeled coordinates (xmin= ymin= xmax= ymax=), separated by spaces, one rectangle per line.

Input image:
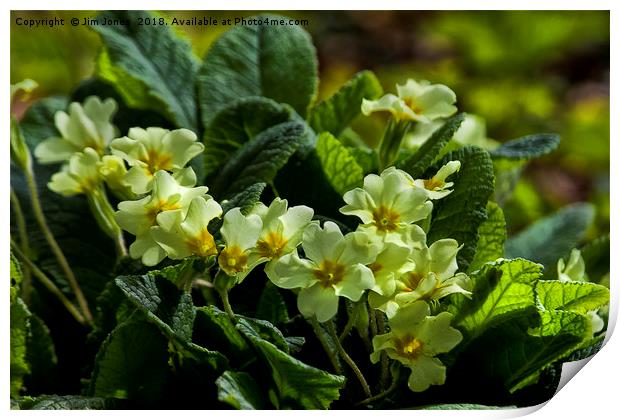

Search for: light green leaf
xmin=505 ymin=203 xmax=595 ymax=275
xmin=14 ymin=395 xmax=120 ymax=410
xmin=316 ymin=132 xmax=364 ymax=195
xmin=10 ymin=297 xmax=31 ymax=398
xmin=426 ymin=146 xmax=495 ymax=271
xmin=469 ymin=201 xmax=507 ymax=272
xmin=490 ymin=133 xmax=560 ymax=160
xmin=211 ymin=122 xmax=311 ymax=199
xmin=449 ymin=258 xmax=542 ymax=341
xmin=536 ymin=280 xmax=609 ymax=314
xmin=198 ymin=14 xmax=318 ymax=125
xmin=398 ymin=113 xmax=465 ymax=178
xmin=89 ymin=320 xmax=169 ymax=403
xmin=91 ymin=11 xmax=199 ymax=130
xmin=237 ymin=320 xmax=345 ymax=409
xmin=308 ymin=70 xmax=383 ymax=136
xmin=203 ymin=97 xmax=297 ymax=177
xmin=347 ymin=146 xmax=377 ymax=174
xmin=216 ymin=371 xmax=266 ymax=409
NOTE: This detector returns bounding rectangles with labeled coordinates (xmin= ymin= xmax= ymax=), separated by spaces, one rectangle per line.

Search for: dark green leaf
xmin=418 ymin=403 xmax=516 ymax=410
xmin=237 ymin=320 xmax=345 ymax=409
xmin=115 ymin=270 xmax=195 ymax=341
xmin=398 ymin=113 xmax=465 ymax=178
xmin=580 ymin=234 xmax=610 ymax=284
xmin=19 ymin=96 xmax=68 ymax=149
xmin=347 ymin=146 xmax=377 ymax=174
xmin=89 ymin=320 xmax=169 ymax=403
xmin=193 ymin=306 xmax=251 ymax=363
xmin=198 ymin=14 xmax=318 ymax=125
xmin=505 ymin=203 xmax=595 ymax=274
xmin=536 ymin=280 xmax=609 ymax=314
xmin=91 ymin=11 xmax=199 ymax=130
xmin=490 ymin=134 xmax=560 ymax=160
xmin=449 ymin=258 xmax=542 ymax=341
xmin=24 ymin=314 xmax=58 ymax=394
xmin=211 ymin=121 xmax=311 ymax=199
xmin=316 ymin=132 xmax=364 ymax=195
xmin=469 ymin=201 xmax=507 ymax=272
xmin=216 ymin=371 xmax=266 ymax=409
xmin=426 ymin=146 xmax=495 ymax=271
xmin=308 ymin=70 xmax=383 ymax=136
xmin=256 ymin=282 xmax=289 ymax=326
xmin=203 ymin=97 xmax=297 ymax=178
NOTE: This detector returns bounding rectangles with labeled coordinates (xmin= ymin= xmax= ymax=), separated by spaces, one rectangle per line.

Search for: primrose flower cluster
xmin=35 ymin=85 xmax=470 ymax=393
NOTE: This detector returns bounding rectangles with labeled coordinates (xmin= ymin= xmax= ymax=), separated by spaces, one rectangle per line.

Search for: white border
xmin=3 ymin=2 xmax=617 ymax=420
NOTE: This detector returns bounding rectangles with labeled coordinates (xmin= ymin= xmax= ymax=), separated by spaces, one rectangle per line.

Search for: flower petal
xmin=298 ymin=284 xmax=339 ymax=322
xmin=407 ymin=356 xmax=446 ymax=392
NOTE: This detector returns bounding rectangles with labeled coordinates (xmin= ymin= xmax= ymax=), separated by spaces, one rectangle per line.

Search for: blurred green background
xmin=11 ymin=10 xmax=610 ymax=236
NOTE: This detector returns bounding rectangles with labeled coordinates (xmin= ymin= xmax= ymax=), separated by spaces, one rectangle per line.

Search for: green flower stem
xmin=11 ymin=240 xmax=87 ymax=326
xmin=326 ymin=320 xmax=372 ymax=398
xmin=339 ymin=299 xmax=363 ymax=341
xmin=87 ymin=187 xmax=127 ymax=258
xmin=378 ymin=118 xmax=411 ymax=171
xmin=23 ymin=165 xmax=93 ymax=325
xmin=10 ymin=188 xmax=33 ymax=303
xmin=355 ymin=366 xmax=400 ymax=407
xmin=309 ymin=317 xmax=343 ymax=374
xmin=376 ymin=311 xmax=390 ymax=387
xmin=219 ymin=288 xmax=236 ymax=319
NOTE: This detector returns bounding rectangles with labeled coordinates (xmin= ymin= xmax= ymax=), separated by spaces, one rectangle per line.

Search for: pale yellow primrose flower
xmin=557 ymin=249 xmax=604 ymax=333
xmin=371 ymin=301 xmax=462 ymax=392
xmin=370 ymin=234 xmax=470 ymax=317
xmin=218 ymin=208 xmax=264 ymax=281
xmin=252 ymin=198 xmax=315 ymax=262
xmin=410 ymin=161 xmax=461 ymax=200
xmin=340 ymin=167 xmax=432 ymax=245
xmin=362 ymin=79 xmax=457 ymax=124
xmin=151 ymin=196 xmax=222 ymax=260
xmin=98 ymin=155 xmax=134 ymax=200
xmin=115 ymin=170 xmax=209 ymax=266
xmin=266 ymin=222 xmax=376 ymax=323
xmin=110 ymin=127 xmax=205 ymax=194
xmin=48 ymin=147 xmax=103 ymax=197
xmin=35 ymin=96 xmax=118 ymax=164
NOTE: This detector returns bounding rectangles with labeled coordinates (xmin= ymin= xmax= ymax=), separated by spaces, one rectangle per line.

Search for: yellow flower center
xmin=368 ymin=262 xmax=383 ymax=274
xmin=146 ymin=199 xmax=181 ymax=225
xmin=372 ymin=204 xmax=400 ymax=232
xmin=394 ymin=335 xmax=424 ymax=360
xmin=145 ymin=149 xmax=174 ymax=175
xmin=313 ymin=259 xmax=346 ymax=288
xmin=256 ymin=231 xmax=289 ymax=259
xmin=185 ymin=228 xmax=217 ymax=258
xmin=218 ymin=245 xmax=248 ymax=274
xmin=423 ymin=177 xmax=445 ymax=191
xmin=403 ymin=97 xmax=423 ymax=114
xmin=402 ymin=271 xmax=424 ymax=292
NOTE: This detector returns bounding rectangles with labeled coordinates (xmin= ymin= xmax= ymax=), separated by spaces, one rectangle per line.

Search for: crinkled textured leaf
xmin=10 ymin=252 xmax=22 ymax=303
xmin=418 ymin=403 xmax=517 ymax=410
xmin=398 ymin=113 xmax=465 ymax=178
xmin=14 ymin=395 xmax=120 ymax=410
xmin=89 ymin=320 xmax=169 ymax=403
xmin=18 ymin=96 xmax=68 ymax=149
xmin=193 ymin=306 xmax=251 ymax=363
xmin=347 ymin=146 xmax=377 ymax=174
xmin=256 ymin=282 xmax=289 ymax=326
xmin=198 ymin=14 xmax=318 ymax=125
xmin=237 ymin=320 xmax=345 ymax=409
xmin=115 ymin=271 xmax=195 ymax=341
xmin=91 ymin=11 xmax=199 ymax=130
xmin=469 ymin=201 xmax=507 ymax=272
xmin=203 ymin=97 xmax=297 ymax=178
xmin=505 ymin=203 xmax=595 ymax=275
xmin=216 ymin=371 xmax=266 ymax=409
xmin=10 ymin=297 xmax=31 ymax=398
xmin=316 ymin=132 xmax=364 ymax=195
xmin=308 ymin=70 xmax=383 ymax=136
xmin=565 ymin=334 xmax=604 ymax=362
xmin=426 ymin=146 xmax=495 ymax=271
xmin=536 ymin=280 xmax=609 ymax=314
xmin=449 ymin=258 xmax=542 ymax=341
xmin=490 ymin=133 xmax=560 ymax=160
xmin=211 ymin=121 xmax=310 ymax=199
xmin=24 ymin=314 xmax=58 ymax=394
